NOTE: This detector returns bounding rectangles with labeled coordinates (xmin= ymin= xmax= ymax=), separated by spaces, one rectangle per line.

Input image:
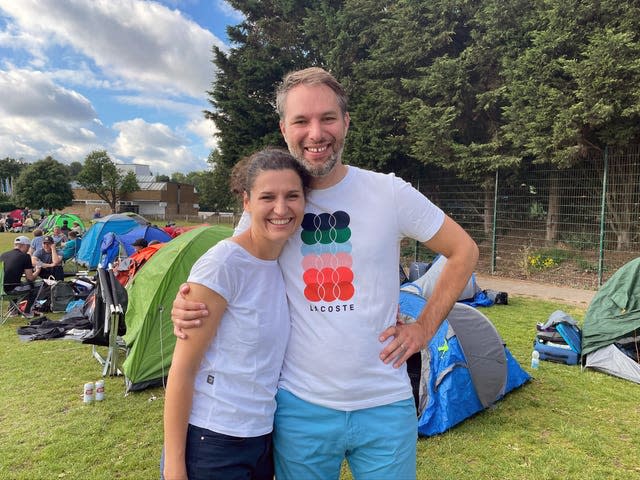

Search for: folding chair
xmin=84 ymin=268 xmax=128 ymax=376
xmin=0 ymin=261 xmax=35 ymax=324
xmin=63 ymin=240 xmax=81 ymax=277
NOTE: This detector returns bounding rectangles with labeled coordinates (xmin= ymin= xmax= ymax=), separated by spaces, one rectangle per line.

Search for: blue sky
xmin=0 ymin=0 xmax=243 ymax=175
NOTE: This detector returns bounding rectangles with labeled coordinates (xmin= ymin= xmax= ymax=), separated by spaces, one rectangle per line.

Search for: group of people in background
xmin=1 ymin=217 xmax=86 ymax=317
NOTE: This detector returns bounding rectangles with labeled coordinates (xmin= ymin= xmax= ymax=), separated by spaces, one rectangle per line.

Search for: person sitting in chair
xmin=32 ymin=235 xmax=64 ymax=281
xmin=1 ymin=236 xmax=43 ymax=316
xmin=22 ymin=215 xmax=35 ymax=232
xmin=71 ymin=221 xmax=83 ymax=235
xmin=61 ymin=231 xmax=82 ymax=262
xmin=60 ymin=220 xmax=71 ymax=236
xmin=51 ymin=226 xmax=67 ymax=246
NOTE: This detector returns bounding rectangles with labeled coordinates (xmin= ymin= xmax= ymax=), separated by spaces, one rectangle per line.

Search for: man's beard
xmin=294 ymin=145 xmax=343 ymax=178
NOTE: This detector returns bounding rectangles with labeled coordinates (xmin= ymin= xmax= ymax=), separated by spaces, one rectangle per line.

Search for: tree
xmin=66 ymin=161 xmax=84 ymax=180
xmin=76 ymin=150 xmax=139 ymax=212
xmin=14 ymin=156 xmax=73 ymax=212
xmin=200 ymin=150 xmax=237 ymax=212
xmin=0 ymin=157 xmax=27 ymax=196
xmin=155 ymin=174 xmax=170 ymax=182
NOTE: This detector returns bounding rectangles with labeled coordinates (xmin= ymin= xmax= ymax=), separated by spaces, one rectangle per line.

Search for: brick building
xmin=64 ymin=164 xmax=199 ymax=220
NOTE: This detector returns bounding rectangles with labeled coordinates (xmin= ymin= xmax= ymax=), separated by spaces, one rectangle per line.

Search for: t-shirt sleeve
xmin=187 ymin=244 xmax=236 ymax=303
xmin=393 ymin=174 xmax=445 ymax=242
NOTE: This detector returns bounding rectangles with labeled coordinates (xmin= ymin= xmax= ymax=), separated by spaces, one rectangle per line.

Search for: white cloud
xmin=0 ymin=0 xmax=226 ymax=173
xmin=116 ymin=94 xmax=204 ymax=117
xmin=0 ymin=0 xmax=224 ymax=97
xmin=0 ymin=68 xmax=106 ymax=162
xmin=187 ymin=117 xmax=218 ymax=150
xmin=216 ymin=0 xmax=244 ymax=22
xmin=112 ymin=118 xmax=208 ymax=174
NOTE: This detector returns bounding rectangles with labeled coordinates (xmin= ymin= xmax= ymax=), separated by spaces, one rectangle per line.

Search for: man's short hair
xmin=275 ymin=67 xmax=348 ymax=119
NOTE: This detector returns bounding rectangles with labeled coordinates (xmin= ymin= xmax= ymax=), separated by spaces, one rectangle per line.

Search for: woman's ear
xmin=242 ymin=191 xmax=250 ymax=212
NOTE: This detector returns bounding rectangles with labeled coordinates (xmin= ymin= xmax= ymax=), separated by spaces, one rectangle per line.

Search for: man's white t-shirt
xmin=236 ymin=166 xmax=444 ymax=411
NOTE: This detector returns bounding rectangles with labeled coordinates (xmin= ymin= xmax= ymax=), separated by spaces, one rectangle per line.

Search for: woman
xmin=162 ymin=148 xmax=309 ymax=480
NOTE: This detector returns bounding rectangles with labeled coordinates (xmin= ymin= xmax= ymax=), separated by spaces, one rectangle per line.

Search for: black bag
xmin=51 ymin=281 xmax=76 ymax=313
xmin=484 ymin=289 xmax=508 ymax=305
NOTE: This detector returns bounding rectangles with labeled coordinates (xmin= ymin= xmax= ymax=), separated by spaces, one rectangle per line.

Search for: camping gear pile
xmin=533 ymin=311 xmax=582 ymax=365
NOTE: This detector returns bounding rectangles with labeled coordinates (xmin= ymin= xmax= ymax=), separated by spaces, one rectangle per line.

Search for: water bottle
xmin=531 ymin=350 xmax=540 ymax=369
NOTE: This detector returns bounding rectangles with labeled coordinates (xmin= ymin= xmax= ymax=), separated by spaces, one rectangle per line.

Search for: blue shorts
xmin=160 ymin=424 xmax=273 ymax=480
xmin=273 ymin=389 xmax=417 ymax=480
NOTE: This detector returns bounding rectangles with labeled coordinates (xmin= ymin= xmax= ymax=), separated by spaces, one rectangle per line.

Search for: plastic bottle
xmin=531 ymin=350 xmax=540 ymax=369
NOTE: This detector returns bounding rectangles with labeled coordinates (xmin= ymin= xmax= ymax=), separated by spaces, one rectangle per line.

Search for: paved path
xmin=476 ymin=274 xmax=596 ymax=308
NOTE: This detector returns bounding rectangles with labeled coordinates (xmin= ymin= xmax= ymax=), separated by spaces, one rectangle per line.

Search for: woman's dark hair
xmin=230 ymin=147 xmax=310 ymax=197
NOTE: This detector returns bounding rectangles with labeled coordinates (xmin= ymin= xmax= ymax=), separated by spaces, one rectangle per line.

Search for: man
xmin=1 ymin=236 xmax=42 ymax=316
xmin=172 ymin=67 xmax=479 ymax=479
xmin=32 ymin=235 xmax=64 ymax=281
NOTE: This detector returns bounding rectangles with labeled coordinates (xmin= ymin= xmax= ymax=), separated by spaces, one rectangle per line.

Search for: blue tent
xmin=399 ymin=288 xmax=530 ymax=437
xmin=76 ymin=214 xmax=141 ymax=268
xmin=98 ymin=225 xmax=172 ymax=268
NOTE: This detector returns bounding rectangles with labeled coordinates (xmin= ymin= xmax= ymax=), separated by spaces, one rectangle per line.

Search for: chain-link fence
xmin=403 ymin=145 xmax=640 ymax=290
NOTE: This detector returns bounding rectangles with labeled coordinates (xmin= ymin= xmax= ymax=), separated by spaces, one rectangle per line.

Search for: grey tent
xmin=582 ymin=257 xmax=640 ymax=384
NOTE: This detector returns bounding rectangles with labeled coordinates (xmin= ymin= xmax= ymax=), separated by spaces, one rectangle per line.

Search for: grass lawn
xmin=0 ymin=232 xmax=638 ymax=479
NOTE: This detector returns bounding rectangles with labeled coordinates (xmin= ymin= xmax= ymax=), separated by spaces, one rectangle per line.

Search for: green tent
xmin=582 ymin=257 xmax=640 ymax=383
xmin=39 ymin=213 xmax=85 ymax=233
xmin=122 ymin=225 xmax=231 ymax=391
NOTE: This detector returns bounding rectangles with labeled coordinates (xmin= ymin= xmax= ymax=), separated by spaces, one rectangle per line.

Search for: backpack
xmin=51 ymin=281 xmax=76 ymax=313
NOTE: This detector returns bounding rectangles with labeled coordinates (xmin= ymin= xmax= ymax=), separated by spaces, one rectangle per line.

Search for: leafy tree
xmin=155 ymin=174 xmax=170 ymax=182
xmin=66 ymin=161 xmax=84 ymax=180
xmin=14 ymin=156 xmax=73 ymax=212
xmin=200 ymin=150 xmax=237 ymax=212
xmin=76 ymin=150 xmax=140 ymax=213
xmin=0 ymin=157 xmax=27 ymax=181
xmin=165 ymin=173 xmax=181 ymax=183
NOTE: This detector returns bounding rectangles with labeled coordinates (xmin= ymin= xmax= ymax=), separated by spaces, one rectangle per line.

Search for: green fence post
xmin=491 ymin=169 xmax=498 ymax=274
xmin=598 ymin=146 xmax=608 ymax=287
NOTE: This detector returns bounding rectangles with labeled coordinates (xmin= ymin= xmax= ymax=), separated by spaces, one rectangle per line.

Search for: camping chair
xmin=62 ymin=239 xmax=82 ymax=277
xmin=0 ymin=261 xmax=36 ymax=325
xmin=85 ymin=268 xmax=128 ymax=376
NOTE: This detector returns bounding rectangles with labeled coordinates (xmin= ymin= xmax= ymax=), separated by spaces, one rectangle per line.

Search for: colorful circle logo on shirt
xmin=301 ymin=211 xmax=355 ymax=302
